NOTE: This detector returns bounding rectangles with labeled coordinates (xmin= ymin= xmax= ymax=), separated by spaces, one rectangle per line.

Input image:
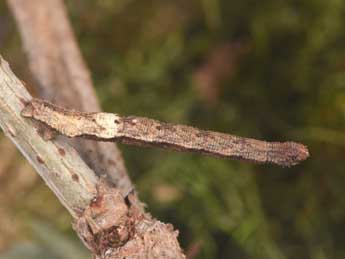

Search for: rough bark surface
xmin=0 ymin=57 xmax=186 ymax=258
xmin=7 ymin=0 xmax=131 ymax=195
xmin=5 ymin=0 xmax=185 ymax=257
xmin=74 ymin=181 xmax=184 ymax=259
xmin=0 ymin=57 xmax=98 ymax=217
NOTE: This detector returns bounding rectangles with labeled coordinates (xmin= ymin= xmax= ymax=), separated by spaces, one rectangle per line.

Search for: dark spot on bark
xmin=19 ymin=97 xmax=27 ymax=106
xmin=7 ymin=127 xmax=16 ymax=137
xmin=37 ymin=156 xmax=45 ymax=164
xmin=42 ymin=128 xmax=56 ymax=141
xmin=124 ymin=194 xmax=131 ymax=207
xmin=58 ymin=147 xmax=66 ymax=156
xmin=108 ymin=159 xmax=116 ymax=166
xmin=94 ymin=226 xmax=130 ymax=252
xmin=72 ymin=174 xmax=79 ymax=182
xmin=114 ymin=119 xmax=120 ymax=124
xmin=36 ymin=127 xmax=43 ymax=135
xmin=91 ymin=194 xmax=104 ymax=208
xmin=156 ymin=125 xmax=161 ymax=130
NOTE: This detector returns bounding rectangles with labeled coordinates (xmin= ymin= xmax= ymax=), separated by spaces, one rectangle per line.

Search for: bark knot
xmin=73 ymin=180 xmax=137 ymax=257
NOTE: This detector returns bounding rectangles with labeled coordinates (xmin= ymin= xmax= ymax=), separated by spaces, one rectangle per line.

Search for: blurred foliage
xmin=1 ymin=221 xmax=90 ymax=259
xmin=1 ymin=0 xmax=345 ymax=258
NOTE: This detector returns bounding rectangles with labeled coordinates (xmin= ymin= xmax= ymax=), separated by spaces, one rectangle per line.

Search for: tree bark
xmin=0 ymin=57 xmax=97 ymax=217
xmin=0 ymin=56 xmax=185 ymax=258
xmin=4 ymin=0 xmax=186 ymax=257
xmin=7 ymin=0 xmax=131 ymax=196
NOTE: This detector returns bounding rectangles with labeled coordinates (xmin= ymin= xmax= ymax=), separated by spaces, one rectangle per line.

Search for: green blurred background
xmin=1 ymin=0 xmax=345 ymax=258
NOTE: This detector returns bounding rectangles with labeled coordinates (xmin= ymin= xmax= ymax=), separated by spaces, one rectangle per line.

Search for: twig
xmin=22 ymin=98 xmax=309 ymax=166
xmin=0 ymin=56 xmax=186 ymax=258
xmin=7 ymin=0 xmax=131 ymax=196
xmin=5 ymin=1 xmax=186 ymax=257
xmin=0 ymin=57 xmax=97 ymax=217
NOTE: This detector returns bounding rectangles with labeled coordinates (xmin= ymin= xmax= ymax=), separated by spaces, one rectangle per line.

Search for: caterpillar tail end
xmin=269 ymin=142 xmax=309 ymax=167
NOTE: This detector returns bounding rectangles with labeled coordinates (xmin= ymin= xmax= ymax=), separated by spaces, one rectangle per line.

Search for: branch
xmin=6 ymin=0 xmax=131 ymax=196
xmin=5 ymin=1 xmax=186 ymax=257
xmin=0 ymin=56 xmax=185 ymax=258
xmin=0 ymin=57 xmax=97 ymax=217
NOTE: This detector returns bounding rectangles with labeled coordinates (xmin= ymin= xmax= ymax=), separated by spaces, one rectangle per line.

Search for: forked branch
xmin=0 ymin=57 xmax=185 ymax=259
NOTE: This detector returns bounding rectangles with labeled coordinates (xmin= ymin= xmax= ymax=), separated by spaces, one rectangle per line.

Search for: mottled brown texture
xmin=1 ymin=56 xmax=185 ymax=258
xmin=0 ymin=56 xmax=98 ymax=218
xmin=58 ymin=147 xmax=66 ymax=156
xmin=36 ymin=155 xmax=45 ymax=164
xmin=74 ymin=181 xmax=185 ymax=259
xmin=7 ymin=0 xmax=131 ymax=196
xmin=6 ymin=1 xmax=187 ymax=257
xmin=22 ymin=99 xmax=309 ymax=167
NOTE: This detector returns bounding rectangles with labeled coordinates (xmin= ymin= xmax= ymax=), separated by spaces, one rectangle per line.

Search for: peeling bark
xmin=74 ymin=181 xmax=184 ymax=259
